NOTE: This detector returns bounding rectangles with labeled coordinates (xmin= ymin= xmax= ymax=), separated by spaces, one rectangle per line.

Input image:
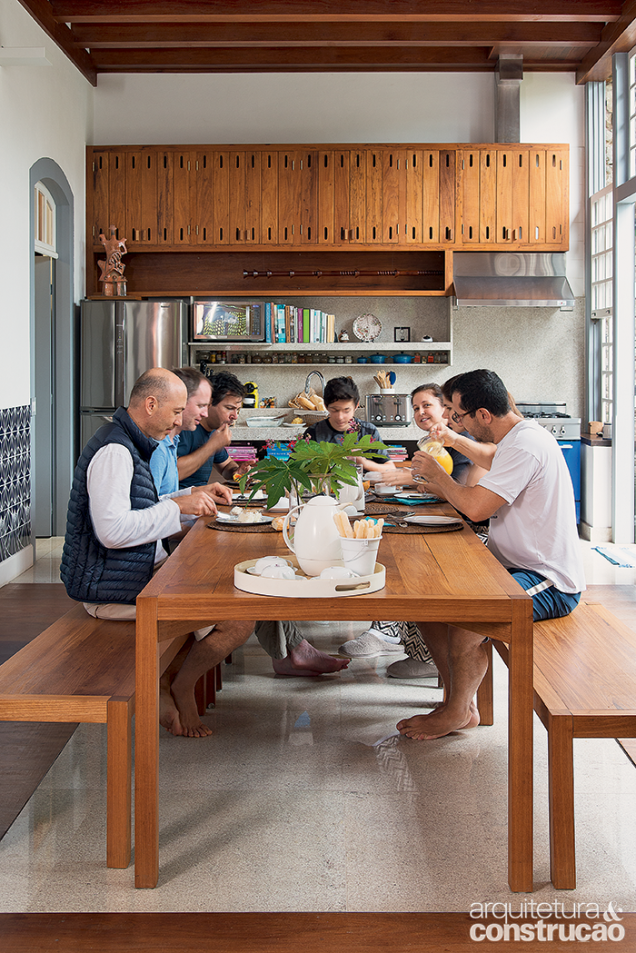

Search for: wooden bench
xmin=477 ymin=601 xmax=636 ymax=889
xmin=0 ymin=603 xmax=221 ymax=869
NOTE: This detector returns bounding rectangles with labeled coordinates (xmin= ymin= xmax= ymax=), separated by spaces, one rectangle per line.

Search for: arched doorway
xmin=29 ymin=159 xmax=75 ymax=537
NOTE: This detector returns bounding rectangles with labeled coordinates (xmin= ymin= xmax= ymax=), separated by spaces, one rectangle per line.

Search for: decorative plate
xmin=352 ymin=313 xmax=382 ymax=342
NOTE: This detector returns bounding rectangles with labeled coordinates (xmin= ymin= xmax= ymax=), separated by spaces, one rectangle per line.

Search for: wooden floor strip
xmin=1 ymin=912 xmax=634 ymax=952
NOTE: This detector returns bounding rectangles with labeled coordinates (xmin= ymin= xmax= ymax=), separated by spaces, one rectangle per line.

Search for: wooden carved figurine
xmin=98 ymin=226 xmax=128 ymax=296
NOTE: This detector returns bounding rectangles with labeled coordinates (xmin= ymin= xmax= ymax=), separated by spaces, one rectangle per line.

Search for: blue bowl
xmin=392 ymin=354 xmax=413 ymax=364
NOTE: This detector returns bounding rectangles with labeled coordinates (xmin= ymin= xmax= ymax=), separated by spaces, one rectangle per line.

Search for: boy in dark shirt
xmin=305 ymin=376 xmax=394 ymax=474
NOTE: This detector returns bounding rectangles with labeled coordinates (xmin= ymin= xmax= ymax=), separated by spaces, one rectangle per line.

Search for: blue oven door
xmin=557 ymin=440 xmax=581 ymax=523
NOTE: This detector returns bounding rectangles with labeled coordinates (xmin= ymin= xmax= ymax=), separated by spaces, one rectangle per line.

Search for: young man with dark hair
xmin=396 ymin=368 xmax=585 ymax=741
xmin=177 ymin=371 xmax=249 ymax=487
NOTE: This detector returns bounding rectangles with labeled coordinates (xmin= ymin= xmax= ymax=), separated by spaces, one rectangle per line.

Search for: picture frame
xmin=394 ymin=327 xmax=410 ymax=343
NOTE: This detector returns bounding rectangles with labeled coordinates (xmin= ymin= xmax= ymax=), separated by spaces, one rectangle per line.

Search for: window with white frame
xmin=590 ymin=185 xmax=614 ymax=422
xmin=34 ymin=182 xmax=57 ymax=258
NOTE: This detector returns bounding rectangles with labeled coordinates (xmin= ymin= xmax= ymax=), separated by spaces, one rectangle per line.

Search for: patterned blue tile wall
xmin=0 ymin=406 xmax=31 ymax=562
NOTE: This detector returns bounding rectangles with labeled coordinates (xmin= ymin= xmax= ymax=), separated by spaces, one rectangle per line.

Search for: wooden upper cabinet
xmin=87 ymin=143 xmax=569 ymax=255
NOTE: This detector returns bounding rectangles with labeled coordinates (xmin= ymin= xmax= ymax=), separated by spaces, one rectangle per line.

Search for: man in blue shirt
xmin=177 ymin=371 xmax=250 ymax=488
xmin=149 ymin=367 xmax=214 ymax=497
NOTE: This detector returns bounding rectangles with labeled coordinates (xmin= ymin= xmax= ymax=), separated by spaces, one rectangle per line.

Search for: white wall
xmin=91 ymin=72 xmax=497 ymax=145
xmin=0 ymin=0 xmax=92 ymax=410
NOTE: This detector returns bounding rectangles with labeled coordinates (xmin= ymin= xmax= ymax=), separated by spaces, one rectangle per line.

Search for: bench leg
xmin=215 ymin=661 xmax=223 ymax=691
xmin=205 ymin=667 xmax=217 ymax=708
xmin=476 ymin=639 xmax=494 ymax=726
xmin=107 ymin=697 xmax=133 ymax=869
xmin=547 ymin=714 xmax=576 ymax=889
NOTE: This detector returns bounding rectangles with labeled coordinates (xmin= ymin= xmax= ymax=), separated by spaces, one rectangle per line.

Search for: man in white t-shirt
xmin=397 ymin=368 xmax=585 ymax=741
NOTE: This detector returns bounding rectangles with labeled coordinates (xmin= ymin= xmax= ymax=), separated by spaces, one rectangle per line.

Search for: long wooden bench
xmin=477 ymin=601 xmax=636 ymax=889
xmin=0 ymin=603 xmax=221 ymax=869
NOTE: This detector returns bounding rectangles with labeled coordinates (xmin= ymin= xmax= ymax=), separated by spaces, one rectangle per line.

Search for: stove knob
xmin=551 ymin=425 xmax=559 ymax=435
xmin=560 ymin=426 xmax=567 ymax=436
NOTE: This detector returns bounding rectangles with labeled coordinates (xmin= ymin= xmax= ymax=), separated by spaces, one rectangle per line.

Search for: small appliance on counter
xmin=366 ymin=393 xmax=413 ymax=427
xmin=243 ymin=382 xmax=259 ymax=409
xmin=192 ymin=299 xmax=265 ymax=342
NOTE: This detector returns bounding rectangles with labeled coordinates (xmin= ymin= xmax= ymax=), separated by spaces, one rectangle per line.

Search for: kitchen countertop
xmin=233 ymin=413 xmax=421 ymax=442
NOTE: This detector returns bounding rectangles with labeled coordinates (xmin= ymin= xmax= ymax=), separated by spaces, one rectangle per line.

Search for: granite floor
xmin=0 ymin=539 xmax=635 ymax=912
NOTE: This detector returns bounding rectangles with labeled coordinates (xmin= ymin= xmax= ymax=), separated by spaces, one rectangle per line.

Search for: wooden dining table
xmin=134 ymin=507 xmax=534 ymax=891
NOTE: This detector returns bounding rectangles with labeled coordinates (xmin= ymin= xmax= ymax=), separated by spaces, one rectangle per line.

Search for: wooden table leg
xmin=135 ymin=596 xmax=160 ymax=889
xmin=507 ymin=596 xmax=534 ymax=892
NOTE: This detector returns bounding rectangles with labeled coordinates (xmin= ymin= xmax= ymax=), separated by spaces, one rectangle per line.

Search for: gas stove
xmin=516 ymin=402 xmax=581 ymax=440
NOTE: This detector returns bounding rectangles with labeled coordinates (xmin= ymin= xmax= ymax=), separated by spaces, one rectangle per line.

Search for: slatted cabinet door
xmin=366 ymin=149 xmax=384 ymax=244
xmin=382 ymin=148 xmax=404 ymax=244
xmin=89 ymin=151 xmax=109 ymax=246
xmin=458 ymin=149 xmax=480 ymax=244
xmin=439 ymin=150 xmax=456 ymax=243
xmin=261 ymin=150 xmax=279 ymax=245
xmin=546 ymin=149 xmax=569 ymax=245
xmin=422 ymin=150 xmax=440 ymax=244
xmin=279 ymin=150 xmax=317 ymax=245
xmin=108 ymin=151 xmax=127 ymax=245
xmin=404 ymin=150 xmax=424 ymax=245
xmin=173 ymin=151 xmax=195 ymax=245
xmin=479 ymin=149 xmax=497 ymax=244
xmin=157 ymin=151 xmax=174 ymax=245
xmin=528 ymin=149 xmax=547 ymax=245
xmin=317 ymin=150 xmax=335 ymax=245
xmin=229 ymin=151 xmax=261 ymax=244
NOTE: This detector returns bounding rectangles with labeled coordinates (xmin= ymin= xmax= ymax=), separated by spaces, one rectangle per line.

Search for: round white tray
xmin=234 ymin=555 xmax=385 ymax=598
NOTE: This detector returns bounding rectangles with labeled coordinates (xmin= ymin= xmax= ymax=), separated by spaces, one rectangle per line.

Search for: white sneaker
xmin=338 ymin=632 xmax=405 ymax=658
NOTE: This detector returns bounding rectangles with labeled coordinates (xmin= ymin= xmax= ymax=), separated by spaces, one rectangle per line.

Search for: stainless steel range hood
xmin=453 ymin=252 xmax=575 ymax=307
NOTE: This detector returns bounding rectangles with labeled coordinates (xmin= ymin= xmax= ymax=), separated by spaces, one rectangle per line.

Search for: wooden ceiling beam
xmin=50 ymin=0 xmax=622 ymax=25
xmin=15 ymin=0 xmax=97 ymax=84
xmin=577 ymin=1 xmax=636 ymax=82
xmin=88 ymin=46 xmax=575 ymax=70
xmin=72 ymin=21 xmax=604 ymax=49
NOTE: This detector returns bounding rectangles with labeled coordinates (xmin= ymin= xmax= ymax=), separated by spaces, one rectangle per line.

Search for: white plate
xmin=216 ymin=512 xmax=273 ymax=525
xmin=403 ymin=515 xmax=462 ymax=526
xmin=375 ymin=484 xmax=402 ymax=496
xmin=281 ymin=421 xmax=305 ymax=428
xmin=232 ymin=489 xmax=266 ymax=501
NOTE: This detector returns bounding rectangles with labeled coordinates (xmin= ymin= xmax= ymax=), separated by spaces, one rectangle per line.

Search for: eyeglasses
xmin=452 ymin=409 xmax=474 ymax=424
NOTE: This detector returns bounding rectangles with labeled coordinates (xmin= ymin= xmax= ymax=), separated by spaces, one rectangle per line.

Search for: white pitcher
xmin=282 ymin=495 xmax=343 ymax=576
xmin=336 ymin=464 xmax=365 ymax=513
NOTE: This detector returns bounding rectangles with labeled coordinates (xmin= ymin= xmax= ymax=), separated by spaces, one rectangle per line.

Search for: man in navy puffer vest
xmin=61 ymin=367 xmax=255 ymax=738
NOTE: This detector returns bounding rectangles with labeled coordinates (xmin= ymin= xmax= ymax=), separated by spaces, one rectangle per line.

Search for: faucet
xmin=304 ymin=370 xmax=325 ymax=397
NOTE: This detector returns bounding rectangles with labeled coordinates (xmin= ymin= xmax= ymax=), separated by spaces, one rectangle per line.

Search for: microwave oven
xmin=191 ymin=299 xmax=265 ymax=342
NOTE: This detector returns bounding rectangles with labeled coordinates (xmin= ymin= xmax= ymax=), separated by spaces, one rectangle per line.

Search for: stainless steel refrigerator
xmin=80 ymin=298 xmax=189 ymax=448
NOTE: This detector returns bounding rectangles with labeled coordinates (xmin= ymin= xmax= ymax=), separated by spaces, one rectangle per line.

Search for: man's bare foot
xmin=396 ymin=701 xmax=480 ymax=740
xmin=272 ymin=639 xmax=350 ymax=677
xmin=159 ymin=674 xmax=184 ymax=737
xmin=169 ymin=677 xmax=213 ymax=738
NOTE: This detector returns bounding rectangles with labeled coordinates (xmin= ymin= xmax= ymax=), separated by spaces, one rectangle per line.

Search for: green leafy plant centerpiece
xmin=238 ymin=432 xmax=387 ymax=510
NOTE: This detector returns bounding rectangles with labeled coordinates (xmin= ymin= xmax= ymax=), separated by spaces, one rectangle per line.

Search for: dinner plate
xmin=232 ymin=489 xmax=266 ymax=502
xmin=281 ymin=422 xmax=305 ymax=428
xmin=392 ymin=493 xmax=443 ymax=505
xmin=403 ymin=515 xmax=462 ymax=526
xmin=216 ymin=512 xmax=273 ymax=525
